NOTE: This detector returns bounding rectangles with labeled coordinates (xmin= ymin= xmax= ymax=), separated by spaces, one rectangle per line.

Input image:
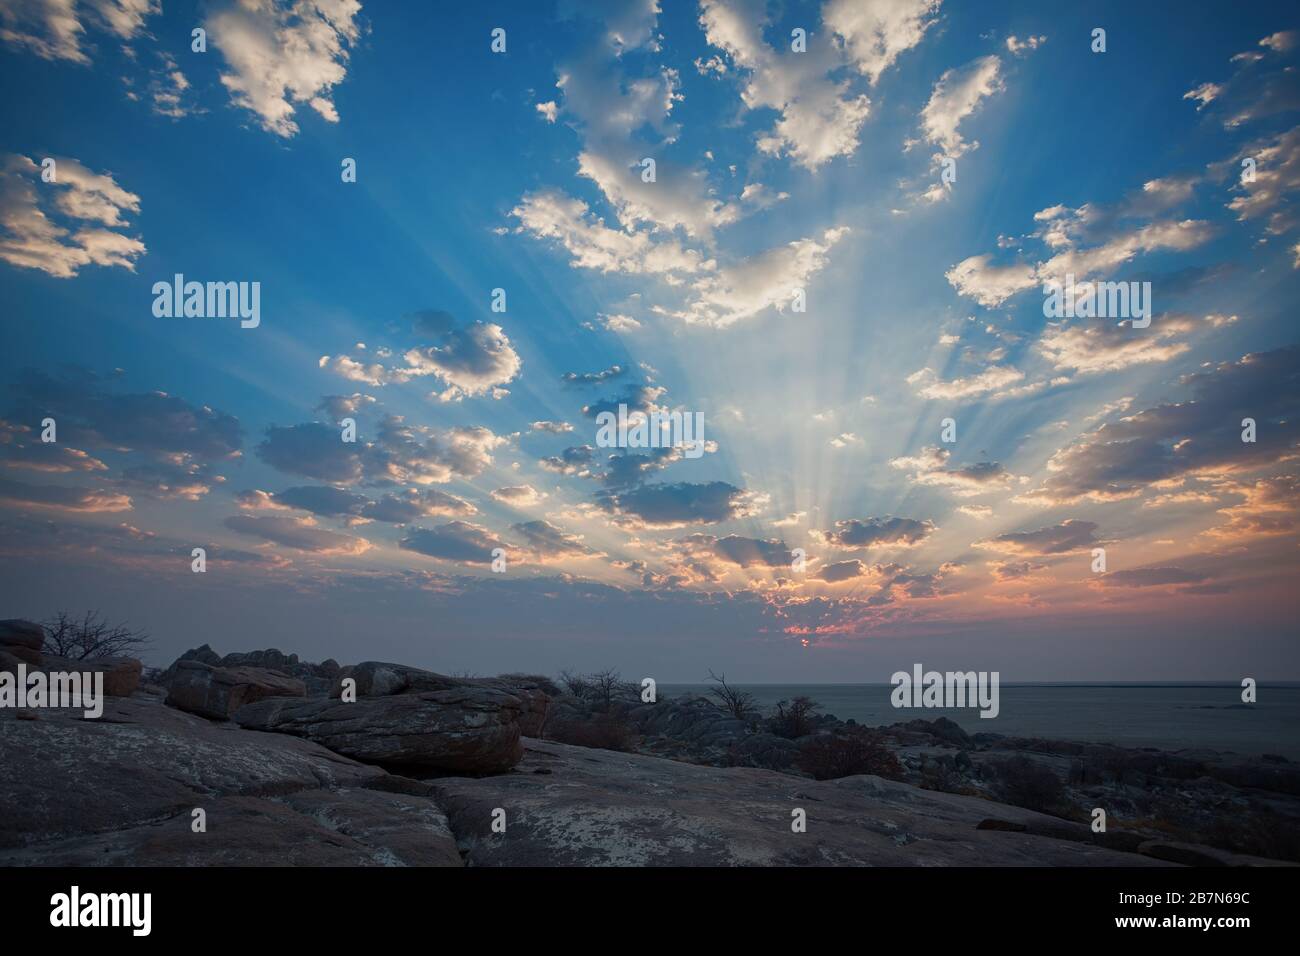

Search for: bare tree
xmin=42 ymin=610 xmax=150 ymax=661
xmin=706 ymin=669 xmax=756 ymax=719
xmin=558 ymin=669 xmax=592 ymax=698
xmin=770 ymin=696 xmax=820 ymax=739
xmin=587 ymin=668 xmax=623 ymax=711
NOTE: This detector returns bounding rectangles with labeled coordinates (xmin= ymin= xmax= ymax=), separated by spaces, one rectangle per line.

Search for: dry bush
xmin=547 ymin=712 xmax=635 ymax=752
xmin=796 ymin=728 xmax=904 ymax=781
xmin=986 ymin=755 xmax=1066 ymax=813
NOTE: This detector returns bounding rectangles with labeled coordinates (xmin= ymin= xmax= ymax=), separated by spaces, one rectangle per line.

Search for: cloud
xmin=688 ymin=532 xmax=795 ymax=568
xmin=1226 ymin=125 xmax=1300 ymax=236
xmin=0 ymin=475 xmax=130 ymax=512
xmin=814 ymin=516 xmax=935 ymax=549
xmin=223 ymin=513 xmax=371 ymax=554
xmin=511 ymin=189 xmax=711 ymax=277
xmin=1005 ymin=35 xmax=1045 ymax=56
xmin=402 ymin=321 xmax=521 ymax=400
xmin=906 ymin=364 xmax=1024 ymax=400
xmin=1205 ymin=474 xmax=1300 ymax=541
xmin=1022 ymin=347 xmax=1299 ymax=504
xmin=557 ymin=0 xmax=661 ymax=54
xmin=823 ymin=0 xmax=941 ymax=84
xmin=256 ymin=415 xmax=505 ymax=486
xmin=0 ymin=420 xmax=106 ymax=473
xmin=530 ymin=420 xmax=574 ymax=434
xmin=1037 ymin=315 xmax=1196 ymax=374
xmin=917 ymin=54 xmax=1003 ymax=158
xmin=815 ymin=558 xmax=869 ymax=583
xmin=891 ymin=447 xmax=1015 ymax=497
xmin=272 ymin=485 xmax=369 ymax=518
xmin=948 ymin=193 xmax=1216 ymax=308
xmin=699 ymin=0 xmax=872 ymax=170
xmin=667 ymin=227 xmax=849 ymax=327
xmin=0 ymin=0 xmax=159 ymax=63
xmin=540 ymin=445 xmax=596 ymax=477
xmin=361 ymin=487 xmax=476 ymax=523
xmin=206 ymin=0 xmax=362 ymax=138
xmin=491 ymin=484 xmax=547 ymax=506
xmin=0 ymin=154 xmax=145 ymax=277
xmin=316 ymin=393 xmax=377 ymax=420
xmin=10 ymin=368 xmax=242 ymax=461
xmin=976 ymin=519 xmax=1101 ymax=556
xmin=399 ymin=521 xmax=506 ymax=565
xmin=598 ymin=480 xmax=764 ymax=528
xmin=512 ymin=519 xmax=596 ymax=559
xmin=563 ymin=364 xmax=627 ymax=386
xmin=1097 ymin=566 xmax=1209 ymax=588
xmin=1185 ymin=31 xmax=1300 ymax=128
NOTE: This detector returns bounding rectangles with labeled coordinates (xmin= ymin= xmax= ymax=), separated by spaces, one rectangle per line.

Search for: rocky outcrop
xmin=332 ymin=662 xmax=552 ymax=737
xmin=40 ymin=653 xmax=142 ymax=698
xmin=160 ymin=645 xmax=340 ymax=696
xmin=165 ymin=660 xmax=306 ymax=720
xmin=235 ymin=685 xmax=525 ymax=775
xmin=0 ymin=619 xmax=43 ymax=666
xmin=0 ymin=694 xmax=460 ymax=866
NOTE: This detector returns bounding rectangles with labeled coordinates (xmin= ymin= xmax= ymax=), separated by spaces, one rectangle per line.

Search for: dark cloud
xmin=1099 ymin=566 xmax=1209 ymax=588
xmin=257 ymin=416 xmax=505 ymax=486
xmin=581 ymin=384 xmax=665 ymax=419
xmin=540 ymin=445 xmax=596 ymax=476
xmin=1024 ymin=347 xmax=1299 ymax=503
xmin=399 ymin=521 xmax=506 ymax=564
xmin=815 ymin=516 xmax=936 ymax=549
xmin=0 ymin=476 xmax=130 ymax=512
xmin=563 ymin=364 xmax=627 ymax=386
xmin=274 ymin=485 xmax=370 ymax=518
xmin=257 ymin=423 xmax=364 ymax=483
xmin=10 ymin=368 xmax=242 ymax=460
xmin=977 ymin=519 xmax=1101 ymax=555
xmin=683 ymin=533 xmax=794 ymax=568
xmin=511 ymin=520 xmax=596 ymax=559
xmin=222 ymin=514 xmax=371 ymax=554
xmin=815 ymin=559 xmax=867 ymax=582
xmin=598 ymin=481 xmax=761 ymax=528
xmin=361 ymin=488 xmax=476 ymax=523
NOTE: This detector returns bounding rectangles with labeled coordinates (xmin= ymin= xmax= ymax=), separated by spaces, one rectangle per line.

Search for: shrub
xmin=547 ymin=712 xmax=634 ymax=752
xmin=769 ymin=696 xmax=820 ymax=738
xmin=796 ymin=728 xmax=904 ymax=781
xmin=986 ymin=755 xmax=1066 ymax=813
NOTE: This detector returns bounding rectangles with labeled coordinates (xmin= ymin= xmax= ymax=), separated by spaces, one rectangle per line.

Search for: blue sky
xmin=0 ymin=0 xmax=1297 ymax=682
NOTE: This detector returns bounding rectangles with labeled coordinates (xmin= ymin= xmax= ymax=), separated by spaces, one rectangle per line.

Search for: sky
xmin=0 ymin=0 xmax=1297 ymax=682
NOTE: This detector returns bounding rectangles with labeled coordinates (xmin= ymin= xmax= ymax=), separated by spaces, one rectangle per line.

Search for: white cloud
xmin=207 ymin=0 xmax=362 ymax=138
xmin=823 ymin=0 xmax=942 ymax=84
xmin=0 ymin=0 xmax=159 ymax=63
xmin=918 ymin=54 xmax=1003 ymax=158
xmin=0 ymin=153 xmax=144 ymax=278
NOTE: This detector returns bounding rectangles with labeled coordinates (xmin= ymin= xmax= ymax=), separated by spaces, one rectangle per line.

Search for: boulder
xmin=40 ymin=654 xmax=142 ymax=698
xmin=0 ymin=619 xmax=44 ymax=666
xmin=235 ymin=685 xmax=524 ymax=774
xmin=333 ymin=661 xmax=553 ymax=739
xmin=165 ymin=660 xmax=306 ymax=720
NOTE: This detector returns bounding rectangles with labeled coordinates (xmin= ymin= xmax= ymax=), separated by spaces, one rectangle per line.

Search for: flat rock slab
xmin=166 ymin=660 xmax=306 ymax=720
xmin=430 ymin=739 xmax=1173 ymax=867
xmin=0 ymin=695 xmax=459 ymax=866
xmin=0 ymin=792 xmax=461 ymax=867
xmin=235 ymin=687 xmax=524 ymax=775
